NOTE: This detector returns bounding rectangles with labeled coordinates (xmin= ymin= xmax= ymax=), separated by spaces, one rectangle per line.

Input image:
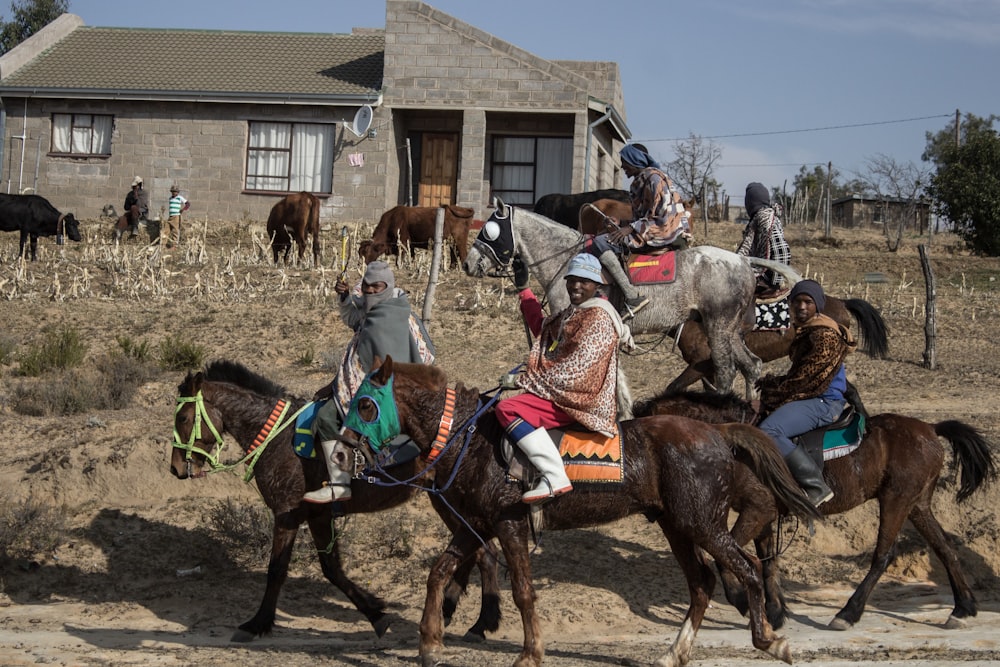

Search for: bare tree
xmin=665 ymin=133 xmax=723 ymax=208
xmin=862 ymin=154 xmax=930 ymax=252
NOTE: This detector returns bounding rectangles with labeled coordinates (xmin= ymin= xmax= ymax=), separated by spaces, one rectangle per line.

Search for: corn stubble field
xmin=1 ymin=213 xmax=1000 ymax=666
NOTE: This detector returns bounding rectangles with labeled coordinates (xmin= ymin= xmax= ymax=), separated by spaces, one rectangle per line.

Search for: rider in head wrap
xmin=304 ymin=260 xmax=435 ymax=504
xmin=588 ymin=143 xmax=692 ymax=320
xmin=736 ymin=182 xmax=791 ymax=293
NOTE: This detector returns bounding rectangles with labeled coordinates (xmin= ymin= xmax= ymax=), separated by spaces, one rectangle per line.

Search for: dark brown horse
xmin=333 ymin=356 xmax=821 ymax=667
xmin=634 ymin=389 xmax=997 ymax=631
xmin=266 ymin=192 xmax=321 ymax=265
xmin=171 ymin=360 xmax=501 ymax=642
xmin=667 ymin=295 xmax=889 ymax=393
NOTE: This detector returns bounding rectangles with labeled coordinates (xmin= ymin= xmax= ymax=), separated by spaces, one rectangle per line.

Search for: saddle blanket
xmin=555 ymin=428 xmax=624 ymax=484
xmin=293 ymin=400 xmax=322 ymax=458
xmin=627 ymin=251 xmax=676 ymax=285
xmin=754 ymin=299 xmax=791 ymax=331
xmin=821 ymin=411 xmax=865 ymax=461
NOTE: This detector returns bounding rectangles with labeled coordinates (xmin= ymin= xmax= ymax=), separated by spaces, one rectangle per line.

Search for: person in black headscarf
xmin=737 ymin=182 xmax=791 ymax=294
xmin=304 ymin=261 xmax=435 ymax=504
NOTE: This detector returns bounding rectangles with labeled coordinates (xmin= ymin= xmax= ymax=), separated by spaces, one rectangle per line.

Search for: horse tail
xmin=720 ymin=423 xmax=823 ymax=522
xmin=843 ymin=298 xmax=889 ymax=359
xmin=935 ymin=420 xmax=998 ymax=502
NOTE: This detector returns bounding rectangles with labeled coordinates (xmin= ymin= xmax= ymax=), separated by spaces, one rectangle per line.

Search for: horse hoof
xmin=460 ymin=629 xmax=486 ymax=644
xmin=230 ymin=628 xmax=256 ymax=643
xmin=828 ymin=616 xmax=853 ymax=631
xmin=944 ymin=614 xmax=968 ymax=629
xmin=766 ymin=635 xmax=792 ymax=664
xmin=372 ymin=614 xmax=392 ymax=638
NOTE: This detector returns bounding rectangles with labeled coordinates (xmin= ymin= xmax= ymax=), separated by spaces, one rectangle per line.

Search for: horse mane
xmin=632 ymin=388 xmax=750 ymax=419
xmin=202 ymin=359 xmax=288 ymax=397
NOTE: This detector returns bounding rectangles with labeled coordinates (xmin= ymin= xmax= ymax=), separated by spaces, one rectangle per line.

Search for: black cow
xmin=532 ymin=188 xmax=630 ymax=228
xmin=0 ymin=193 xmax=81 ymax=261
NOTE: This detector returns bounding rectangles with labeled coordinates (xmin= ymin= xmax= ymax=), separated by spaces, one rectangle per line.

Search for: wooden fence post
xmin=421 ymin=207 xmax=445 ymax=330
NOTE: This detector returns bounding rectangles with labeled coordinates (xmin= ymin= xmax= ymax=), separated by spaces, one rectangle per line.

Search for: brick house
xmin=0 ymin=1 xmax=631 ymax=226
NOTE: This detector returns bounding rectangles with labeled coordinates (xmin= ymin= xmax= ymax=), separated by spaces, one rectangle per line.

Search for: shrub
xmin=17 ymin=325 xmax=87 ymax=376
xmin=116 ymin=334 xmax=152 ymax=362
xmin=10 ymin=369 xmax=98 ymax=415
xmin=0 ymin=494 xmax=66 ymax=564
xmin=0 ymin=333 xmax=17 ymax=366
xmin=95 ymin=353 xmax=156 ymax=409
xmin=158 ymin=335 xmax=206 ymax=371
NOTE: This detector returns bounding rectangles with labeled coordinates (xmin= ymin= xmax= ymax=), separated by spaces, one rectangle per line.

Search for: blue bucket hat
xmin=565 ymin=253 xmax=606 ymax=284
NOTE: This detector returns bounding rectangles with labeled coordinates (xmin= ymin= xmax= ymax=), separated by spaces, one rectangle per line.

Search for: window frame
xmin=244 ymin=120 xmax=335 ymax=194
xmin=49 ymin=113 xmax=114 ymax=157
xmin=489 ymin=134 xmax=573 ymax=208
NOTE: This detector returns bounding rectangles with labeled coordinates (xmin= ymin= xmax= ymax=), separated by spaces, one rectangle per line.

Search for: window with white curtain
xmin=490 ymin=135 xmax=572 ymax=207
xmin=50 ymin=113 xmax=113 ymax=156
xmin=246 ymin=121 xmax=334 ymax=193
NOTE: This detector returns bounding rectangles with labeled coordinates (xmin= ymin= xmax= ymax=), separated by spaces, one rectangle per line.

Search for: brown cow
xmin=359 ymin=205 xmax=475 ymax=268
xmin=266 ymin=192 xmax=321 ymax=265
xmin=578 ymin=198 xmax=634 ymax=235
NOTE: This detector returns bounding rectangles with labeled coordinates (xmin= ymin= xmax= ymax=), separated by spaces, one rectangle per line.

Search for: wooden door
xmin=418 ymin=133 xmax=458 ymax=207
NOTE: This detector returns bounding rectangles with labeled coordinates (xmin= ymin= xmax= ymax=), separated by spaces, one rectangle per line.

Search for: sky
xmin=66 ymin=0 xmax=1000 ymax=204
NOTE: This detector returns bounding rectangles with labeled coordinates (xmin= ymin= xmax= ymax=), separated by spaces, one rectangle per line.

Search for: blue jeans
xmin=759 ymin=397 xmax=845 ymax=457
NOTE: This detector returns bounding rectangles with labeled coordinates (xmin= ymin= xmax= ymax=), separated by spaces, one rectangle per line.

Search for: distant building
xmin=831 ymin=194 xmax=931 ymax=231
xmin=0 ymin=1 xmax=630 ymax=224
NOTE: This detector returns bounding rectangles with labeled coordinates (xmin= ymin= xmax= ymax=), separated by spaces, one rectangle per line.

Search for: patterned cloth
xmin=757 ymin=313 xmax=857 ymax=411
xmin=623 ymin=167 xmax=691 ymax=248
xmin=737 ymin=205 xmax=790 ymax=289
xmin=516 ymin=296 xmax=625 ymax=437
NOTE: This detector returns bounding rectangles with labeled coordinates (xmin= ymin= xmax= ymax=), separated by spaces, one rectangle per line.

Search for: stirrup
xmin=522 ymin=477 xmax=572 ymax=504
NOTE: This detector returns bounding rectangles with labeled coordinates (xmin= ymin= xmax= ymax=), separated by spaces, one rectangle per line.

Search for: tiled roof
xmin=0 ymin=26 xmax=384 ymax=100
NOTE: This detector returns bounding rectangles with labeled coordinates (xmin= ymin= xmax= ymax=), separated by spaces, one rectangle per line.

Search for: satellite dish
xmin=348 ymin=105 xmax=373 ymax=137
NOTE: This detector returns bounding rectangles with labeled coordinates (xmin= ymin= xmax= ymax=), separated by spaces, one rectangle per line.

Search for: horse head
xmin=172 ymin=370 xmax=226 ymax=479
xmin=464 ymin=198 xmax=516 ymax=278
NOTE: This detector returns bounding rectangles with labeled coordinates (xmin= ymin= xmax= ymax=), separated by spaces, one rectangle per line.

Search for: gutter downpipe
xmin=0 ymin=97 xmax=5 ymax=193
xmin=584 ymin=106 xmax=613 ymax=190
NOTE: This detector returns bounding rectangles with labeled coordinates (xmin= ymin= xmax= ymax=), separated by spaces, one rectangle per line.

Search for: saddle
xmin=503 ymin=425 xmax=624 ymax=487
xmin=626 ymin=249 xmax=677 ymax=285
xmin=795 ymin=405 xmax=866 ymax=467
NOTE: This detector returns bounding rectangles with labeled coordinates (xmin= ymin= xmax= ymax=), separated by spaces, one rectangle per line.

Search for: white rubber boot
xmin=516 ymin=427 xmax=572 ymax=503
xmin=303 ymin=439 xmax=353 ymax=504
xmin=598 ymin=251 xmax=648 ymax=318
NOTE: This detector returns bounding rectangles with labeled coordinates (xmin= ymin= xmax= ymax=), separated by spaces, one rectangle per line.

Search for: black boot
xmin=783 ymin=446 xmax=833 ymax=506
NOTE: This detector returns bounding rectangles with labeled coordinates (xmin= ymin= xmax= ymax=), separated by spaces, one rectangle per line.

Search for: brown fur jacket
xmin=758 ymin=313 xmax=857 ymax=411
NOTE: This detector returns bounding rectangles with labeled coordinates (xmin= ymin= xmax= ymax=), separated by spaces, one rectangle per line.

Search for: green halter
xmin=343 ymin=372 xmax=401 ymax=451
xmin=173 ymin=391 xmax=227 ymax=468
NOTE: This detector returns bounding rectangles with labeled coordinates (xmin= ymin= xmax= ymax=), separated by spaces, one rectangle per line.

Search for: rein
xmin=173 ymin=391 xmax=308 ymax=482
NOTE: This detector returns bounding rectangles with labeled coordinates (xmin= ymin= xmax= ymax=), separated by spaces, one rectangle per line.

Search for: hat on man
xmin=170 ymin=184 xmax=180 ymax=193
xmin=131 ymin=176 xmax=143 ymax=186
xmin=363 ymin=260 xmax=395 ymax=290
xmin=565 ymin=253 xmax=607 ymax=284
xmin=789 ymin=279 xmax=826 ymax=312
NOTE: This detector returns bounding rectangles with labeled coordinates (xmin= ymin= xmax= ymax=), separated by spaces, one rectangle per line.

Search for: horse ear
xmin=374 ymin=355 xmax=394 ymax=384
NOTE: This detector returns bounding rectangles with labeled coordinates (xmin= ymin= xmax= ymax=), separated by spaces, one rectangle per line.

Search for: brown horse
xmin=633 ymin=389 xmax=997 ymax=631
xmin=667 ymin=295 xmax=889 ymax=393
xmin=333 ymin=356 xmax=821 ymax=667
xmin=171 ymin=360 xmax=501 ymax=642
xmin=266 ymin=192 xmax=321 ymax=265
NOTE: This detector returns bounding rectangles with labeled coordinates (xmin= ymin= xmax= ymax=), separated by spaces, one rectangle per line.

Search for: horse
xmin=463 ymin=199 xmax=763 ymax=394
xmin=332 ymin=355 xmax=822 ymax=667
xmin=633 ymin=388 xmax=998 ymax=631
xmin=266 ymin=191 xmax=321 ymax=265
xmin=171 ymin=359 xmax=502 ymax=643
xmin=668 ymin=294 xmax=889 ymax=393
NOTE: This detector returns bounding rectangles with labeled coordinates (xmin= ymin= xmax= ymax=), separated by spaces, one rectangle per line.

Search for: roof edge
xmin=0 ymin=13 xmax=83 ymax=81
xmin=0 ymin=87 xmax=384 ymax=107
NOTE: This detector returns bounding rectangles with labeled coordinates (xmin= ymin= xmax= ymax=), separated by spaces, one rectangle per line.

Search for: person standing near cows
xmin=123 ymin=176 xmax=149 ymax=239
xmin=163 ymin=184 xmax=190 ymax=248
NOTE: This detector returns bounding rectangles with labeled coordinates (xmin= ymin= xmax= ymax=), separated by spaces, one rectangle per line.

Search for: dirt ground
xmin=1 ymin=216 xmax=999 ymax=666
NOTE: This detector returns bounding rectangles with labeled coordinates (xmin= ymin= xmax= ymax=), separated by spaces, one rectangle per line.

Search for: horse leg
xmin=493 ymin=520 xmax=543 ymax=667
xmin=652 ymin=521 xmax=716 ymax=667
xmin=441 ymin=540 xmax=502 ymax=642
xmin=830 ymin=496 xmax=909 ymax=630
xmin=666 ymin=320 xmax=716 ymax=393
xmin=307 ymin=509 xmax=391 ymax=637
xmin=907 ymin=499 xmax=977 ymax=627
xmin=419 ymin=528 xmax=483 ymax=667
xmin=232 ymin=513 xmax=300 ymax=641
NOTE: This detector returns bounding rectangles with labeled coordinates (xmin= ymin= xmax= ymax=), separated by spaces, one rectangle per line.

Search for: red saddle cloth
xmin=627 ymin=251 xmax=676 ymax=285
